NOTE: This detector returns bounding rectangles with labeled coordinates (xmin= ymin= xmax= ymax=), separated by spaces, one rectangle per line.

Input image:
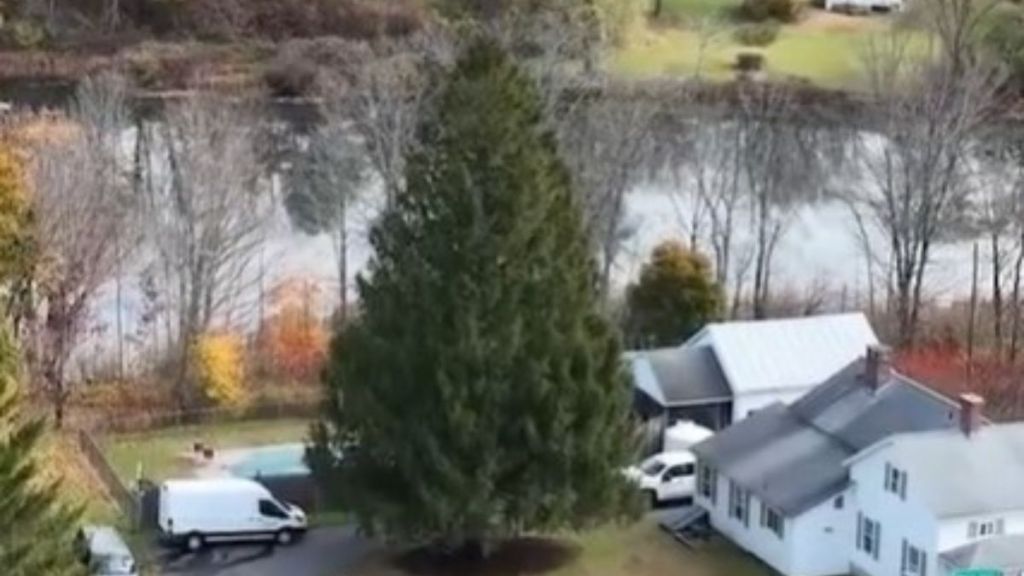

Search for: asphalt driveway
xmin=159 ymin=526 xmax=374 ymax=576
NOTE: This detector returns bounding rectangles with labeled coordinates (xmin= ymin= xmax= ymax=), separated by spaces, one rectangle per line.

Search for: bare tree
xmin=970 ymin=138 xmax=1024 ymax=354
xmin=341 ymin=28 xmax=454 ymax=204
xmin=286 ymin=106 xmax=370 ymax=325
xmin=140 ymin=96 xmax=271 ymax=408
xmin=558 ymin=84 xmax=660 ymax=293
xmin=23 ymin=74 xmax=134 ymax=427
xmin=846 ymin=31 xmax=1000 ymax=346
xmin=735 ymin=84 xmax=820 ymax=318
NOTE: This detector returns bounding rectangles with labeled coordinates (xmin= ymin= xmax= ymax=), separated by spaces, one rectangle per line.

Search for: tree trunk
xmin=968 ymin=242 xmax=979 ymax=385
xmin=992 ymin=233 xmax=1004 ymax=353
xmin=652 ymin=0 xmax=663 ymax=17
xmin=1009 ymin=235 xmax=1024 ymax=363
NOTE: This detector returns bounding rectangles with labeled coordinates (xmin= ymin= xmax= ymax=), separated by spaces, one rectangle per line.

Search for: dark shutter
xmin=874 ymin=523 xmax=881 ymax=561
xmin=901 ymin=539 xmax=907 ymax=572
xmin=900 ymin=471 xmax=907 ymax=500
xmin=856 ymin=513 xmax=863 ymax=551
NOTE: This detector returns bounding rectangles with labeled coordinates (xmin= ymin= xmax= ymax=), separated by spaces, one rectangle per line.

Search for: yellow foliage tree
xmin=192 ymin=332 xmax=247 ymax=409
xmin=0 ymin=143 xmax=36 ymax=290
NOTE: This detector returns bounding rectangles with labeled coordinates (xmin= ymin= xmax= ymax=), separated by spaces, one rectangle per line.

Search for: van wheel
xmin=276 ymin=529 xmax=294 ymax=546
xmin=186 ymin=533 xmax=204 ymax=552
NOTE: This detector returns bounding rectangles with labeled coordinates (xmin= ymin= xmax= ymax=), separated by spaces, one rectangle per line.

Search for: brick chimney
xmin=863 ymin=345 xmax=891 ymax=391
xmin=959 ymin=393 xmax=985 ymax=437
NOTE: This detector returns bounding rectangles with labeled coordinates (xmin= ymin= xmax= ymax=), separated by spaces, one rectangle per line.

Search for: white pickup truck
xmin=624 ymin=450 xmax=697 ymax=506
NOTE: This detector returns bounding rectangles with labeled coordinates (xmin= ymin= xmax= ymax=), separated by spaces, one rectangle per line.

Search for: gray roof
xmin=862 ymin=422 xmax=1024 ymax=519
xmin=941 ymin=534 xmax=1024 ymax=571
xmin=691 ymin=359 xmax=961 ymax=516
xmin=632 ymin=346 xmax=731 ymax=406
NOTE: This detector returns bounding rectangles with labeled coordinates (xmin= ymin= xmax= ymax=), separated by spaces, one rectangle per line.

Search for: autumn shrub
xmin=736 ymin=51 xmax=765 ymax=72
xmin=5 ymin=19 xmax=48 ymax=49
xmin=192 ymin=332 xmax=248 ymax=409
xmin=733 ymin=21 xmax=780 ymax=46
xmin=738 ymin=0 xmax=801 ymax=23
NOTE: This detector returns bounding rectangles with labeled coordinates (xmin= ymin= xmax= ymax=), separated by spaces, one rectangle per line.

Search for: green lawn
xmin=101 ymin=418 xmax=312 ymax=484
xmin=345 ymin=520 xmax=774 ymax=576
xmin=614 ymin=1 xmax=928 ymax=88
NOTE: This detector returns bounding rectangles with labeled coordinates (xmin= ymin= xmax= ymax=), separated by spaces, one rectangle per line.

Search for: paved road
xmin=159 ymin=526 xmax=374 ymax=576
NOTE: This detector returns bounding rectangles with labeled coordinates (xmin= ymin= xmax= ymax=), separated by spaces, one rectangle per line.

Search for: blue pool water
xmin=229 ymin=443 xmax=310 ymax=478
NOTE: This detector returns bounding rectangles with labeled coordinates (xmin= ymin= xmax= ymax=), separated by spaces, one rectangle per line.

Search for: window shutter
xmin=885 ymin=463 xmax=891 ymax=489
xmin=900 ymin=472 xmax=907 ymax=500
xmin=744 ymin=491 xmax=751 ymax=527
xmin=921 ymin=551 xmax=927 ymax=576
xmin=856 ymin=513 xmax=863 ymax=550
xmin=901 ymin=540 xmax=908 ymax=572
xmin=874 ymin=523 xmax=881 ymax=561
xmin=759 ymin=501 xmax=766 ymax=528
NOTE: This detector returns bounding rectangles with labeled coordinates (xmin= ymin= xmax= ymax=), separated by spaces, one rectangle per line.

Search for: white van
xmin=159 ymin=478 xmax=308 ymax=551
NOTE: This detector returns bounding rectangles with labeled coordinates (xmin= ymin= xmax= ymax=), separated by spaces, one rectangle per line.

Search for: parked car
xmin=158 ymin=478 xmax=307 ymax=551
xmin=623 ymin=450 xmax=696 ymax=506
xmin=75 ymin=525 xmax=138 ymax=576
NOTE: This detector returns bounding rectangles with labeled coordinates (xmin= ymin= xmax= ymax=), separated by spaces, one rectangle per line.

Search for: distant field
xmin=613 ymin=0 xmax=927 ymax=88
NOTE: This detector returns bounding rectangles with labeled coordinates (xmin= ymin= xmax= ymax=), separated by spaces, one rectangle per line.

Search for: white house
xmin=848 ymin=397 xmax=1024 ymax=576
xmin=693 ymin=345 xmax=1024 ymax=576
xmin=691 ymin=347 xmax=967 ymax=576
xmin=630 ymin=313 xmax=879 ymax=434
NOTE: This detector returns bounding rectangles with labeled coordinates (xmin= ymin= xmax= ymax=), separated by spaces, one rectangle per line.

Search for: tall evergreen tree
xmin=0 ymin=328 xmax=83 ymax=576
xmin=310 ymin=38 xmax=637 ymax=554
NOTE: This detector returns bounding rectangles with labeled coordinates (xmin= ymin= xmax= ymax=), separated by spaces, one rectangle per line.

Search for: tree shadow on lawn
xmin=395 ymin=538 xmax=581 ymax=576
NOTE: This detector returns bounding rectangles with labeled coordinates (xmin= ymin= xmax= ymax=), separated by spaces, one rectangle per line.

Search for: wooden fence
xmin=76 ymin=429 xmax=141 ymax=525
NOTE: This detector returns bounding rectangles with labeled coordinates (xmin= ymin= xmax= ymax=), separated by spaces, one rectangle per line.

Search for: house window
xmin=698 ymin=463 xmax=717 ymax=504
xmin=970 ymin=519 xmax=1006 ymax=538
xmin=729 ymin=481 xmax=750 ymax=527
xmin=901 ymin=540 xmax=926 ymax=576
xmin=857 ymin=513 xmax=881 ymax=561
xmin=760 ymin=502 xmax=784 ymax=539
xmin=885 ymin=463 xmax=908 ymax=500
xmin=834 ymin=495 xmax=844 ymax=510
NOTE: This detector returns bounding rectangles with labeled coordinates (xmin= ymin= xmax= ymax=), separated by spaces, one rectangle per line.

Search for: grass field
xmin=42 ymin=434 xmax=121 ymax=524
xmin=346 ymin=520 xmax=774 ymax=576
xmin=613 ymin=0 xmax=925 ymax=88
xmin=101 ymin=418 xmax=312 ymax=484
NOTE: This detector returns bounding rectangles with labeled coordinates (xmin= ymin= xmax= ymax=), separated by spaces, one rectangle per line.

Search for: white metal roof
xmin=688 ymin=313 xmax=878 ymax=397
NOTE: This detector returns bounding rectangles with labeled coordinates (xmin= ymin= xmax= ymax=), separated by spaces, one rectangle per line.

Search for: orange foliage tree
xmin=259 ymin=277 xmax=329 ymax=383
xmin=895 ymin=336 xmax=1024 ymax=420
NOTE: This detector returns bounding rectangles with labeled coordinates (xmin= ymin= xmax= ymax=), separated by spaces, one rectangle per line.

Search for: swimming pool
xmin=228 ymin=443 xmax=310 ymax=478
